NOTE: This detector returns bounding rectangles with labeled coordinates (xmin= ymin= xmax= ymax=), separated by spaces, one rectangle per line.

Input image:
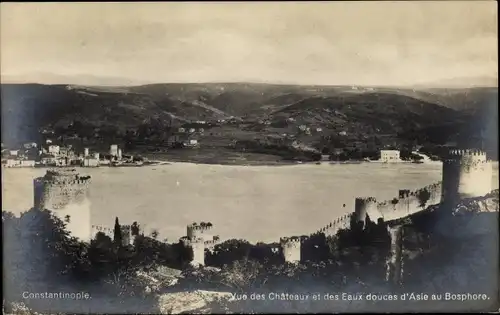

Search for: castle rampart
xmin=280 ymin=236 xmax=301 ymax=263
xmin=34 ymin=169 xmax=92 ymax=242
xmin=375 ymin=182 xmax=443 ymax=223
xmin=317 ymin=213 xmax=354 ymax=236
xmin=91 ymin=225 xmax=114 ymax=238
xmin=91 ymin=223 xmax=137 ymax=246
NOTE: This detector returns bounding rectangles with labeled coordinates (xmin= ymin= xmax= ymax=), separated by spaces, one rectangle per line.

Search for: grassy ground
xmin=138 ymin=147 xmax=295 ymax=166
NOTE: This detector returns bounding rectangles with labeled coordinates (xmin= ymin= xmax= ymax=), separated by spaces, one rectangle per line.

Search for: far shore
xmin=9 ymin=159 xmax=447 ymax=170
xmin=5 ymin=155 xmax=498 ymax=170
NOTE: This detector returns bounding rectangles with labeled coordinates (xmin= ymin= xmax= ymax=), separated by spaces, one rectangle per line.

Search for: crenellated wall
xmin=91 ymin=225 xmax=114 ymax=238
xmin=280 ymin=237 xmax=301 ymax=263
xmin=91 ymin=224 xmax=135 ymax=246
xmin=317 ymin=213 xmax=354 ymax=236
xmin=34 ymin=169 xmax=92 ymax=242
xmin=376 ymin=182 xmax=442 ymax=222
xmin=203 ymin=236 xmax=221 ymax=249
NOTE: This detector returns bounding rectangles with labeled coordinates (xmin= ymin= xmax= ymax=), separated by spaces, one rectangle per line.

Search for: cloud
xmin=1 ymin=2 xmax=497 ymax=85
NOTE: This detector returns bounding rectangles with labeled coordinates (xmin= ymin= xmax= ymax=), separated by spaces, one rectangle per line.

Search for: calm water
xmin=2 ymin=162 xmax=498 ymax=243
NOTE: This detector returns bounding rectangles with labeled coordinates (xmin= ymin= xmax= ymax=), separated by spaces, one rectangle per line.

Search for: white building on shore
xmin=380 ymin=150 xmax=401 ymax=163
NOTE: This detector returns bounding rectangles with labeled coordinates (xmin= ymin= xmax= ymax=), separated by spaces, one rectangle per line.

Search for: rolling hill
xmin=1 ymin=82 xmax=497 ymax=161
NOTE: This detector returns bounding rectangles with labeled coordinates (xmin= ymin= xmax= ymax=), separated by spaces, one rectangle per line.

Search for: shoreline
xmin=4 ymin=160 xmax=446 ymax=169
xmin=6 ymin=156 xmax=499 ymax=169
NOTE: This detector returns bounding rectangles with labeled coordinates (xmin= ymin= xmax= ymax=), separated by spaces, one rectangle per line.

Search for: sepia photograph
xmin=1 ymin=1 xmax=498 ymax=314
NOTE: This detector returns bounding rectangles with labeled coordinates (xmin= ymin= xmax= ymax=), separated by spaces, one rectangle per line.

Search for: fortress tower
xmin=280 ymin=237 xmax=301 ymax=264
xmin=353 ymin=197 xmax=378 ymax=229
xmin=187 ymin=222 xmax=213 ymax=241
xmin=34 ymin=169 xmax=92 ymax=241
xmin=442 ymin=149 xmax=492 ymax=204
xmin=181 ymin=236 xmax=206 ymax=266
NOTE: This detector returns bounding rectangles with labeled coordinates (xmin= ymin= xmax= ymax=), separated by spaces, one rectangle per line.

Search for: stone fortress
xmin=32 ymin=149 xmax=495 ymax=272
xmin=181 ymin=222 xmax=221 ymax=266
xmin=275 ymin=149 xmax=495 ymax=267
xmin=33 ymin=168 xmax=92 ymax=241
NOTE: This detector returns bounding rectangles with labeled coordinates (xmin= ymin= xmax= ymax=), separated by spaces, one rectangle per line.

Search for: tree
xmin=151 ymin=229 xmax=159 ymax=240
xmin=131 ymin=221 xmax=140 ymax=236
xmin=114 ymin=217 xmax=122 ymax=246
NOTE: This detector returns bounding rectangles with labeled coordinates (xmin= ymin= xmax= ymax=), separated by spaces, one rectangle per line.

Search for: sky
xmin=0 ymin=1 xmax=497 ymax=86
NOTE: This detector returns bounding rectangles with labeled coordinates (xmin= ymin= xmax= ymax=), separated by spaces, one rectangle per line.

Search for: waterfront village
xmin=1 ymin=141 xmax=147 ymax=168
xmin=1 ymin=137 xmax=423 ymax=168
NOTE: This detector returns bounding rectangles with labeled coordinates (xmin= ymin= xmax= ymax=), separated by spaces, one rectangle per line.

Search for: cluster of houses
xmin=1 ymin=141 xmax=143 ymax=168
xmin=168 ymin=126 xmax=204 ymax=148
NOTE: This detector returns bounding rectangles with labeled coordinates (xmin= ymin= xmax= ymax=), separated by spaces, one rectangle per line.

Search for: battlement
xmin=445 ymin=150 xmax=488 ymax=164
xmin=35 ymin=178 xmax=91 ymax=186
xmin=318 ymin=213 xmax=354 ymax=235
xmin=356 ymin=197 xmax=377 ymax=203
xmin=37 ymin=169 xmax=91 ymax=186
xmin=448 ymin=149 xmax=487 ymax=157
xmin=398 ymin=190 xmax=411 ymax=198
xmin=280 ymin=236 xmax=301 ymax=246
xmin=187 ymin=222 xmax=213 ymax=231
xmin=204 ymin=239 xmax=219 ymax=247
xmin=92 ymin=225 xmax=114 ymax=234
xmin=186 ymin=222 xmax=214 ymax=241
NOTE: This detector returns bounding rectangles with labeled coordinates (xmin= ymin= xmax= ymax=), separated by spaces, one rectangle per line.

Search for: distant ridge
xmin=1 ymin=73 xmax=497 ymax=89
xmin=411 ymin=76 xmax=498 ymax=89
xmin=1 ymin=72 xmax=153 ymax=87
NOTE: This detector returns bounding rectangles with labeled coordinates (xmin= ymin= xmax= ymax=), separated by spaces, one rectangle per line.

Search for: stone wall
xmin=316 ymin=213 xmax=354 ymax=236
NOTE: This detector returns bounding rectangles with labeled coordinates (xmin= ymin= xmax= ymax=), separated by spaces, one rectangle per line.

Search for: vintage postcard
xmin=1 ymin=1 xmax=498 ymax=314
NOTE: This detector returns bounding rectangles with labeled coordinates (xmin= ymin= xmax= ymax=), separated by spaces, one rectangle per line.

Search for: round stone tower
xmin=34 ymin=168 xmax=92 ymax=242
xmin=442 ymin=149 xmax=492 ymax=204
xmin=181 ymin=236 xmax=205 ymax=267
xmin=354 ymin=197 xmax=378 ymax=228
xmin=280 ymin=237 xmax=301 ymax=264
